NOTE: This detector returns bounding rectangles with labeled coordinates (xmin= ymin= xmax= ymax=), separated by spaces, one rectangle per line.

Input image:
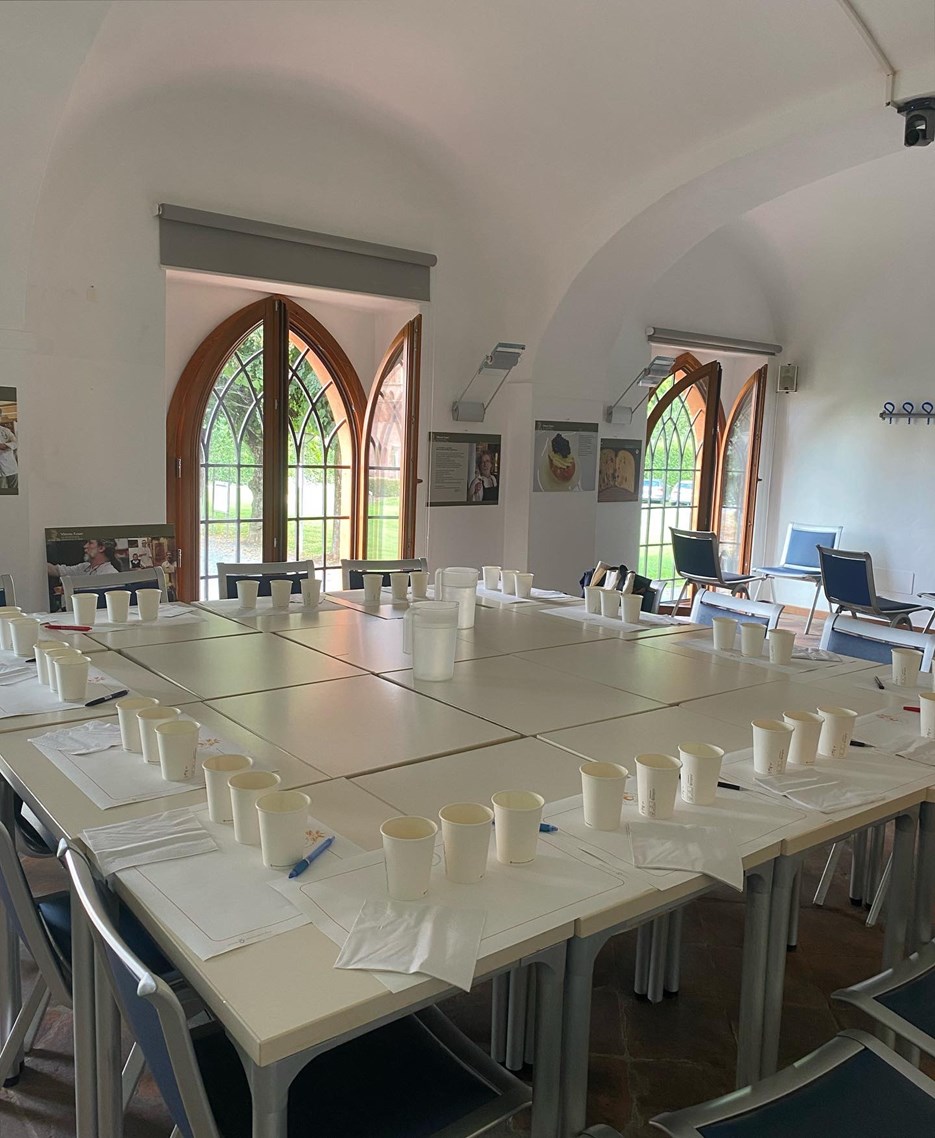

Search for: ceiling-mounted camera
xmin=897 ymin=96 xmax=935 ymax=148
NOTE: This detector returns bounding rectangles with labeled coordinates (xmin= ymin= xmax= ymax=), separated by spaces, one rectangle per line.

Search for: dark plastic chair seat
xmin=198 ymin=1014 xmax=502 ymax=1138
xmin=874 ymin=596 xmax=920 ymax=613
xmin=38 ymin=891 xmax=171 ymax=976
xmin=877 ymin=967 xmax=935 ymax=1040
xmin=755 ymin=564 xmax=819 ymax=580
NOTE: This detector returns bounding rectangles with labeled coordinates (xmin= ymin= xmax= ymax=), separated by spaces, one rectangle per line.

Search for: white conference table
xmin=196 ymin=596 xmax=355 ymax=631
xmin=86 ymin=607 xmax=259 ymax=650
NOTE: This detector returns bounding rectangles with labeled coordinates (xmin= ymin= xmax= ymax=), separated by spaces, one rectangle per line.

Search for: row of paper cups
xmin=0 ymin=610 xmax=47 ymax=657
xmin=236 ymin=578 xmax=321 ymax=609
xmin=70 ymin=588 xmax=162 ymax=627
xmin=115 ymin=698 xmax=202 ymax=781
xmin=752 ymin=706 xmax=858 ymax=775
xmin=362 ymin=571 xmax=428 ymax=605
xmin=480 ymin=566 xmax=535 ymax=597
xmin=712 ymin=619 xmax=796 ymax=662
xmin=584 ymin=588 xmax=644 ymax=623
xmin=32 ymin=640 xmax=93 ymax=700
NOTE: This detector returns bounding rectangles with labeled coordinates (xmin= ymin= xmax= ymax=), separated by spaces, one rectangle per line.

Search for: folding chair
xmin=216 ymin=560 xmax=314 ymax=599
xmin=62 ymin=567 xmax=168 ymax=609
xmin=340 ymin=558 xmax=427 ymax=589
xmin=754 ymin=522 xmax=842 ymax=635
xmin=818 ymin=545 xmax=935 ymax=631
xmin=670 ymin=528 xmax=759 ymax=614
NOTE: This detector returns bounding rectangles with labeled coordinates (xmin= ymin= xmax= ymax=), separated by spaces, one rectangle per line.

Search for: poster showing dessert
xmin=598 ymin=438 xmax=642 ymax=502
xmin=532 ymin=421 xmax=598 ymax=492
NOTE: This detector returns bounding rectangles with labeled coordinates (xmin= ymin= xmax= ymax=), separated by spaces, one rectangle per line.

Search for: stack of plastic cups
xmin=441 ymin=567 xmax=479 ymax=629
xmin=411 ymin=601 xmax=460 ymax=681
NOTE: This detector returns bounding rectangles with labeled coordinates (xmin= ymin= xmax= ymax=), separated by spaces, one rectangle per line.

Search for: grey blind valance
xmin=157 ymin=204 xmax=436 ymax=302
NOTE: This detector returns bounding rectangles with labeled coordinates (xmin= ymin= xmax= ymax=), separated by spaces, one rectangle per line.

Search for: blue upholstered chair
xmin=0 ymin=573 xmax=15 ymax=607
xmin=648 ymin=1030 xmax=935 ymax=1137
xmin=818 ymin=545 xmax=935 ymax=631
xmin=63 ymin=567 xmax=168 ymax=610
xmin=688 ymin=588 xmax=784 ymax=630
xmin=60 ymin=840 xmax=532 ymax=1138
xmin=754 ymin=522 xmax=842 ymax=634
xmin=340 ymin=557 xmax=427 ymax=589
xmin=669 ymin=529 xmax=759 ymax=614
xmin=216 ymin=560 xmax=314 ymax=600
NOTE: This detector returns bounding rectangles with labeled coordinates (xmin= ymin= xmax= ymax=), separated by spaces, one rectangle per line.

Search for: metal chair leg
xmin=814 ymin=843 xmax=843 ymax=906
xmin=804 ymin=581 xmax=821 ymax=636
xmin=0 ymin=979 xmax=49 ymax=1086
xmin=866 ymin=854 xmax=893 ymax=929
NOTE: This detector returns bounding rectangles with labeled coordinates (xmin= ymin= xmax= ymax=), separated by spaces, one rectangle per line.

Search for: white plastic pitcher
xmin=440 ymin=567 xmax=479 ymax=629
xmin=412 ymin=602 xmax=460 ymax=681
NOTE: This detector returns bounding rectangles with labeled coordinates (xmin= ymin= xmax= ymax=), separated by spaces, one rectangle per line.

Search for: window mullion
xmin=262 ymin=297 xmax=288 ymax=560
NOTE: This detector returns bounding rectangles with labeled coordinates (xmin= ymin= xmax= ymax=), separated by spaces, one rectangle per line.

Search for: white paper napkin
xmin=791 ymin=648 xmax=842 ymax=661
xmin=626 ymin=820 xmax=744 ymax=892
xmin=754 ymin=772 xmax=883 ymax=813
xmin=34 ymin=721 xmax=124 ymax=755
xmin=81 ymin=808 xmax=218 ymax=875
xmin=0 ymin=664 xmax=35 ymax=685
xmin=333 ymin=898 xmax=486 ymax=992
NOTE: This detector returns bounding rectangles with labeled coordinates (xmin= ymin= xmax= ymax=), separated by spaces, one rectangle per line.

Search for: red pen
xmin=41 ymin=623 xmax=92 ymax=632
xmin=903 ymin=705 xmax=920 ymax=713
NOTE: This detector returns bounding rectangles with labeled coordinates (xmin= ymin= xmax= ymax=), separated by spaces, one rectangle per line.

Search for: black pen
xmin=84 ymin=689 xmax=129 ymax=707
xmin=849 ymin=739 xmax=870 ymax=748
xmin=874 ymin=676 xmax=885 ymax=690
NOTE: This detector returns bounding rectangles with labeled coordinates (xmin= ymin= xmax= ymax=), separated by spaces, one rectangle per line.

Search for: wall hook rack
xmin=879 ymin=401 xmax=935 ymax=424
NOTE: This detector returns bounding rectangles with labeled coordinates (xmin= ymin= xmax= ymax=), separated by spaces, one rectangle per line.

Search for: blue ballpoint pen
xmin=288 ymin=835 xmax=335 ymax=878
xmin=492 ymin=820 xmax=557 ymax=833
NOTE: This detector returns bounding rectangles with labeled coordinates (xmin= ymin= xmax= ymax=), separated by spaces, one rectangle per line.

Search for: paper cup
xmin=515 ymin=573 xmax=534 ymax=599
xmin=71 ymin=593 xmax=98 ymax=628
xmin=635 ymin=753 xmax=682 ymax=819
xmin=257 ymin=790 xmax=311 ymax=869
xmin=501 ymin=570 xmax=518 ymax=596
xmin=599 ymin=590 xmax=620 ymax=618
xmin=54 ymin=654 xmax=91 ymax=703
xmin=711 ymin=617 xmax=737 ymax=651
xmin=116 ymin=696 xmax=159 ymax=752
xmin=491 ymin=790 xmax=545 ymax=864
xmin=229 ymin=770 xmax=281 ymax=845
xmin=203 ymin=754 xmax=254 ymax=822
xmin=892 ymin=647 xmax=923 ymax=688
xmin=767 ymin=628 xmax=796 ymax=666
xmin=136 ymin=589 xmax=162 ymax=622
xmin=155 ymin=719 xmax=200 ymax=782
xmin=409 ymin=570 xmax=428 ymax=599
xmin=580 ymin=762 xmax=628 ymax=830
xmin=236 ymin=579 xmax=260 ymax=609
xmin=678 ymin=743 xmax=724 ymax=805
xmin=920 ymin=693 xmax=935 ymax=740
xmin=439 ymin=802 xmax=493 ymax=884
xmin=33 ymin=640 xmax=63 ymax=686
xmin=104 ymin=590 xmax=131 ymax=623
xmin=482 ymin=566 xmax=501 ymax=590
xmin=817 ymin=706 xmax=858 ymax=758
xmin=584 ymin=586 xmax=602 ymax=615
xmin=44 ymin=647 xmax=79 ymax=693
xmin=0 ymin=608 xmax=22 ymax=650
xmin=269 ymin=579 xmax=293 ymax=610
xmin=10 ymin=617 xmax=40 ymax=658
xmin=621 ymin=594 xmax=643 ymax=624
xmin=363 ymin=574 xmax=383 ymax=603
xmin=300 ymin=578 xmax=321 ymax=607
xmin=381 ymin=815 xmax=438 ymax=899
xmin=412 ymin=601 xmax=459 ymax=681
xmin=137 ymin=705 xmax=181 ymax=764
xmin=740 ymin=622 xmax=767 ymax=658
xmin=752 ymin=719 xmax=793 ymax=775
xmin=389 ymin=572 xmax=410 ymax=601
xmin=783 ymin=710 xmax=823 ymax=766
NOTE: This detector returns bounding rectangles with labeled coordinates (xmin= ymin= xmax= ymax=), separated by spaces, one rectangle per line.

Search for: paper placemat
xmin=538 ymin=604 xmax=679 ymax=632
xmin=852 ymin=710 xmax=935 ymax=767
xmin=0 ymin=664 xmax=126 ymax=720
xmin=29 ymin=719 xmax=242 ymax=808
xmin=118 ymin=810 xmax=363 ymax=959
xmin=84 ymin=602 xmax=207 ymax=630
xmin=273 ymin=834 xmax=630 ymax=993
xmin=670 ymin=636 xmax=828 ymax=674
xmin=844 ymin=670 xmax=933 ymax=697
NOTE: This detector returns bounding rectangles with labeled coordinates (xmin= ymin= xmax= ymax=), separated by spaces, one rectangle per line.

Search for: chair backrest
xmin=670 ymin=529 xmax=722 ymax=584
xmin=59 ymin=842 xmax=221 ymax=1138
xmin=340 ymin=558 xmax=428 ymax=589
xmin=779 ymin=523 xmax=843 ymax=572
xmin=0 ymin=821 xmax=71 ymax=1008
xmin=689 ymin=588 xmax=784 ymax=629
xmin=0 ymin=573 xmax=15 ymax=607
xmin=819 ymin=613 xmax=935 ymax=669
xmin=62 ymin=567 xmax=168 ymax=608
xmin=818 ymin=546 xmax=876 ymax=611
xmin=216 ymin=560 xmax=314 ymax=600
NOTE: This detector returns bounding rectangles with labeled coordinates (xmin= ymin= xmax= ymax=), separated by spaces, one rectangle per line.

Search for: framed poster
xmin=428 ymin=433 xmax=502 ymax=506
xmin=532 ymin=421 xmax=598 ymax=492
xmin=45 ymin=524 xmax=179 ymax=610
xmin=598 ymin=438 xmax=642 ymax=502
xmin=0 ymin=387 xmax=19 ymax=496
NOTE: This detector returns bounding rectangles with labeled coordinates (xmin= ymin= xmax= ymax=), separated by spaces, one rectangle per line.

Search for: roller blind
xmin=157 ymin=204 xmax=437 ymax=302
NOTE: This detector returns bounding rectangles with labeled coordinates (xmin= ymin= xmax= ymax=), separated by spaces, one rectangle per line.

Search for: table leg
xmin=913 ymin=800 xmax=935 ymax=951
xmin=491 ymin=971 xmax=509 ymax=1062
xmin=0 ymin=778 xmax=22 ymax=1085
xmin=560 ymin=932 xmax=609 ymax=1138
xmin=760 ymin=854 xmax=799 ymax=1078
xmin=883 ymin=810 xmax=918 ymax=969
xmin=736 ymin=862 xmax=773 ymax=1088
xmin=247 ymin=1059 xmax=293 ymax=1138
xmin=647 ymin=914 xmax=669 ymax=1003
xmin=71 ymin=890 xmax=98 ymax=1138
xmin=529 ymin=941 xmax=565 ymax=1138
xmin=664 ymin=908 xmax=683 ymax=995
xmin=505 ymin=964 xmax=529 ymax=1071
xmin=786 ymin=867 xmax=801 ymax=950
xmin=94 ymin=951 xmax=123 ymax=1138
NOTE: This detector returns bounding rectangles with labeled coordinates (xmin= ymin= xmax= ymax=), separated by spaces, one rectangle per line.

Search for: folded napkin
xmin=791 ymin=648 xmax=842 ymax=661
xmin=755 ymin=772 xmax=883 ymax=813
xmin=81 ymin=808 xmax=218 ymax=876
xmin=333 ymin=898 xmax=486 ymax=992
xmin=627 ymin=820 xmax=744 ymax=891
xmin=0 ymin=664 xmax=35 ymax=686
xmin=34 ymin=720 xmax=124 ymax=755
xmin=530 ymin=589 xmax=572 ymax=600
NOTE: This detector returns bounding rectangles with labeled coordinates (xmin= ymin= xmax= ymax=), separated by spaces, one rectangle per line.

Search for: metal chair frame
xmin=216 ymin=560 xmax=315 ymax=600
xmin=754 ymin=522 xmax=843 ymax=635
xmin=340 ymin=557 xmax=427 ymax=589
xmin=62 ymin=567 xmax=168 ymax=604
xmin=817 ymin=545 xmax=935 ymax=632
xmin=688 ymin=587 xmax=784 ymax=630
xmin=0 ymin=573 xmax=15 ymax=607
xmin=819 ymin=612 xmax=935 ymax=668
xmin=669 ymin=528 xmax=759 ymax=615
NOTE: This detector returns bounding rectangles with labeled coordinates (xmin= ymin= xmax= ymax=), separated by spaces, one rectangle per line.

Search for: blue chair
xmin=688 ymin=588 xmax=784 ymax=630
xmin=340 ymin=557 xmax=427 ymax=590
xmin=59 ymin=840 xmax=532 ymax=1138
xmin=754 ymin=522 xmax=842 ymax=635
xmin=63 ymin=567 xmax=168 ymax=610
xmin=649 ymin=1030 xmax=935 ymax=1137
xmin=0 ymin=573 xmax=15 ymax=607
xmin=819 ymin=613 xmax=935 ymax=668
xmin=670 ymin=529 xmax=759 ymax=615
xmin=818 ymin=545 xmax=935 ymax=631
xmin=217 ymin=560 xmax=314 ymax=600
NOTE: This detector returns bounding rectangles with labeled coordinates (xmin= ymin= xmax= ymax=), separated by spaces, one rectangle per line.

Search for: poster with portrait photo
xmin=0 ymin=387 xmax=19 ymax=496
xmin=428 ymin=433 xmax=502 ymax=505
xmin=45 ymin=524 xmax=179 ymax=611
xmin=598 ymin=438 xmax=642 ymax=503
